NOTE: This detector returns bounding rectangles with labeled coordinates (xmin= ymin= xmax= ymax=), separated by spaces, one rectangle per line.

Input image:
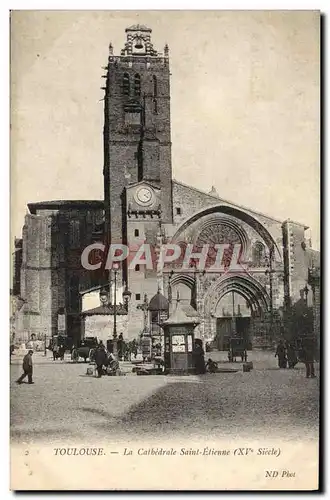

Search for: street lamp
xmin=112 ymin=262 xmax=120 ymax=337
xmin=100 ymin=273 xmax=131 ymax=335
xmin=137 ymin=294 xmax=149 ymax=335
xmin=122 ymin=284 xmax=132 ymax=308
xmin=100 ymin=289 xmax=108 ymax=305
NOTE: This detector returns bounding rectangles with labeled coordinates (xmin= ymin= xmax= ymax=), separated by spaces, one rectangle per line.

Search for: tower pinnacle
xmin=121 ymin=24 xmax=159 ymax=56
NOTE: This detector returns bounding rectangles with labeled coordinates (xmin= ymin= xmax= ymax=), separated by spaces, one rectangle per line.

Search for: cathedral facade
xmin=13 ymin=25 xmax=320 ymax=348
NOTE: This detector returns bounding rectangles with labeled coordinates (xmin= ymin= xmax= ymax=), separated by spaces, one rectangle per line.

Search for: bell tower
xmin=103 ymin=24 xmax=173 ymax=247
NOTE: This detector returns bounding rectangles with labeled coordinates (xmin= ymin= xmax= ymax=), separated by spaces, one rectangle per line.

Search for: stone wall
xmin=16 ymin=202 xmax=104 ymax=340
xmin=83 ymin=314 xmax=129 ymax=344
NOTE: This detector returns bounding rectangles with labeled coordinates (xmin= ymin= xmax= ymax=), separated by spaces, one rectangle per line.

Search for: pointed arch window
xmin=123 ymin=73 xmax=130 ymax=95
xmin=153 ymin=75 xmax=158 ymax=97
xmin=134 ymin=74 xmax=141 ymax=96
xmin=252 ymin=241 xmax=265 ymax=267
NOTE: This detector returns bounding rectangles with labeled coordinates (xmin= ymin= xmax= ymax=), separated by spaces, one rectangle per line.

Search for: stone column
xmin=308 ymin=266 xmax=320 ymax=354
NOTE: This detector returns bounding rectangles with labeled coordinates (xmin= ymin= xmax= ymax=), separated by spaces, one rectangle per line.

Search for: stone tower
xmin=103 ymin=24 xmax=173 ymax=251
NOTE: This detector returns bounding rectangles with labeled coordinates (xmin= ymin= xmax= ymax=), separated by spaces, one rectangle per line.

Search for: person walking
xmin=275 ymin=340 xmax=287 ymax=368
xmin=193 ymin=339 xmax=206 ymax=375
xmin=53 ymin=343 xmax=59 ymax=361
xmin=301 ymin=337 xmax=316 ymax=378
xmin=59 ymin=344 xmax=65 ymax=361
xmin=94 ymin=343 xmax=107 ymax=378
xmin=16 ymin=350 xmax=34 ymax=384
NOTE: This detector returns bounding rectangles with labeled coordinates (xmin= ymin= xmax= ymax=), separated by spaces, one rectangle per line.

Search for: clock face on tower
xmin=135 ymin=186 xmax=154 ymax=206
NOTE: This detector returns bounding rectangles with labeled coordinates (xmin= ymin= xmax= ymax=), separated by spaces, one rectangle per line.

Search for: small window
xmin=134 ymin=229 xmax=139 ymax=237
xmin=134 ymin=74 xmax=141 ymax=96
xmin=69 ymin=220 xmax=80 ymax=248
xmin=135 ymin=264 xmax=140 ymax=271
xmin=123 ymin=73 xmax=130 ymax=96
xmin=153 ymin=98 xmax=158 ymax=114
xmin=135 ymin=293 xmax=141 ymax=301
xmin=176 ymin=207 xmax=182 ymax=215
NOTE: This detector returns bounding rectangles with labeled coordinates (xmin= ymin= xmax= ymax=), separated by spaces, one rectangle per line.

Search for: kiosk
xmin=160 ymin=295 xmax=200 ymax=375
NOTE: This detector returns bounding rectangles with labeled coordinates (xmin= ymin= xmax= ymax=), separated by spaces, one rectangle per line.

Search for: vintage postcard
xmin=10 ymin=10 xmax=320 ymax=491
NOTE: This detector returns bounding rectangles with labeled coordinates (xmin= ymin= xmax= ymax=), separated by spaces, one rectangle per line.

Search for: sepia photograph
xmin=10 ymin=10 xmax=320 ymax=490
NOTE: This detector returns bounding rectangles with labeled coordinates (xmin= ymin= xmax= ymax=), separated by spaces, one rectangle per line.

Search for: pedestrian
xmin=59 ymin=344 xmax=65 ymax=361
xmin=131 ymin=339 xmax=138 ymax=359
xmin=205 ymin=358 xmax=218 ymax=373
xmin=123 ymin=342 xmax=130 ymax=361
xmin=286 ymin=341 xmax=298 ymax=369
xmin=107 ymin=352 xmax=120 ymax=375
xmin=16 ymin=350 xmax=34 ymax=384
xmin=94 ymin=343 xmax=107 ymax=378
xmin=118 ymin=333 xmax=124 ymax=360
xmin=53 ymin=343 xmax=59 ymax=361
xmin=275 ymin=340 xmax=287 ymax=368
xmin=301 ymin=337 xmax=316 ymax=378
xmin=193 ymin=339 xmax=206 ymax=374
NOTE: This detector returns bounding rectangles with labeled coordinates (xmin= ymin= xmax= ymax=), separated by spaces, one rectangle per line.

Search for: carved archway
xmin=201 ymin=274 xmax=271 ymax=340
xmin=171 ymin=204 xmax=282 ymax=260
xmin=194 ymin=216 xmax=249 ymax=254
xmin=194 ymin=215 xmax=249 ymax=269
xmin=168 ymin=273 xmax=196 ymax=308
xmin=204 ymin=274 xmax=270 ymax=317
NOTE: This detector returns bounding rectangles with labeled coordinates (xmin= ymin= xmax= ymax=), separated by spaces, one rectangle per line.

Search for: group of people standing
xmin=275 ymin=338 xmax=316 ymax=378
xmin=52 ymin=343 xmax=65 ymax=361
xmin=107 ymin=333 xmax=138 ymax=362
xmin=275 ymin=340 xmax=298 ymax=369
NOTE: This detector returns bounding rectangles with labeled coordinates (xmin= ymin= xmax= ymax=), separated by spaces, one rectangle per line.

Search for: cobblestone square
xmin=10 ymin=350 xmax=319 ymax=445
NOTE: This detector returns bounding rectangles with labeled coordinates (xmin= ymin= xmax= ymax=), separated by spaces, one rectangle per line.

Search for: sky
xmin=10 ymin=10 xmax=320 ymax=248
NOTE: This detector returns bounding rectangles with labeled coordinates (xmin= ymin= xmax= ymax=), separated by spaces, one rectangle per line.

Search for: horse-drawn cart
xmin=71 ymin=337 xmax=98 ymax=363
xmin=228 ymin=337 xmax=248 ymax=362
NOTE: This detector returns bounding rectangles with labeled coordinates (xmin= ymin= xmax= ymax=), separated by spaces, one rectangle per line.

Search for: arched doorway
xmin=168 ymin=273 xmax=196 ymax=311
xmin=214 ymin=291 xmax=253 ymax=350
xmin=203 ymin=274 xmax=270 ymax=349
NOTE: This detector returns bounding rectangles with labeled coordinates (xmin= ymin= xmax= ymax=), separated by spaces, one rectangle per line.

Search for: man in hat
xmin=16 ymin=350 xmax=34 ymax=384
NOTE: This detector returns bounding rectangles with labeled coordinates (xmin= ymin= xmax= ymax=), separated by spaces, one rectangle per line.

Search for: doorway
xmin=214 ymin=291 xmax=253 ymax=350
xmin=216 ymin=317 xmax=252 ymax=350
